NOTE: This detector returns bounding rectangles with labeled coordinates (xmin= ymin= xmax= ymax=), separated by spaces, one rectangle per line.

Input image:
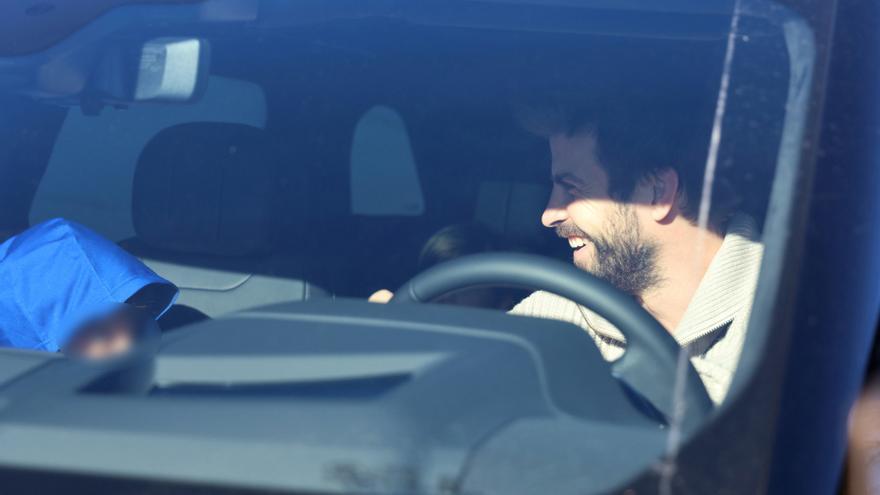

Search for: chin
xmin=572 ymin=249 xmax=596 ymax=273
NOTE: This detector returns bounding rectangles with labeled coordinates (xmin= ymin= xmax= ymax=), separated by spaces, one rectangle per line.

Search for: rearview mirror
xmin=90 ymin=37 xmax=210 ymax=105
xmin=135 ymin=38 xmax=209 ymax=101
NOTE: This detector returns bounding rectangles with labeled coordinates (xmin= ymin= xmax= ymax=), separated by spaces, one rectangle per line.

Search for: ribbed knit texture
xmin=510 ymin=214 xmax=763 ymax=404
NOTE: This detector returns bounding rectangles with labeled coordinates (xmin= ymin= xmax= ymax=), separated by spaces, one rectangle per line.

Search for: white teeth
xmin=567 ymin=237 xmax=586 ymax=249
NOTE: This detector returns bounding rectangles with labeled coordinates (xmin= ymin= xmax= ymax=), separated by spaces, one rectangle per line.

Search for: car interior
xmin=7 ymin=23 xmax=785 ymax=322
xmin=0 ymin=1 xmax=828 ymax=492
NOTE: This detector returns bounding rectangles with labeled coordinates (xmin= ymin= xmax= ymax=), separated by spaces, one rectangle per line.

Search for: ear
xmin=647 ymin=168 xmax=680 ymax=223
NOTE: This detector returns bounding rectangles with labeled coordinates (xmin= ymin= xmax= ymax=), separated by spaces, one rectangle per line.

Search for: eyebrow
xmin=552 ymin=172 xmax=585 ymax=188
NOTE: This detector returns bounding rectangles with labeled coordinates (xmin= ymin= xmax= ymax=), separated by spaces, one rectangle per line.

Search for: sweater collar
xmin=580 ymin=214 xmax=763 ymax=346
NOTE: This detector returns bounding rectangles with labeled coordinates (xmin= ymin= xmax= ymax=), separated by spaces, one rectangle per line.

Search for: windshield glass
xmin=0 ymin=0 xmax=816 ymax=491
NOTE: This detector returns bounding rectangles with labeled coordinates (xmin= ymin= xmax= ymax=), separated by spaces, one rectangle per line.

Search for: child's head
xmin=418 ymin=223 xmax=496 ymax=271
xmin=62 ymin=284 xmax=172 ymax=360
xmin=417 ymin=223 xmax=525 ymax=309
xmin=0 ymin=218 xmax=178 ymax=358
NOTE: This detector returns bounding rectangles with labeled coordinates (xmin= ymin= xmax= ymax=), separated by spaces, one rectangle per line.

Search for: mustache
xmin=555 ymin=222 xmax=593 ymax=242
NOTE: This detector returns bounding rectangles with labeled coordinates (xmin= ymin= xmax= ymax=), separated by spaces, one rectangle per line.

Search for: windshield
xmin=0 ymin=0 xmax=819 ymax=492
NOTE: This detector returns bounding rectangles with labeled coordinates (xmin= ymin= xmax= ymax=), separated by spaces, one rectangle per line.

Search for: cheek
xmin=628 ymin=202 xmax=656 ymax=227
xmin=567 ymin=199 xmax=613 ymax=234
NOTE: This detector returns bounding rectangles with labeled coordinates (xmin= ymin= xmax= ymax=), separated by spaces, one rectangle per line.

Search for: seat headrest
xmin=133 ymin=122 xmax=278 ymax=257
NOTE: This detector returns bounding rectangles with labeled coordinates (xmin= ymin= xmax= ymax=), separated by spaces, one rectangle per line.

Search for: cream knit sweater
xmin=510 ymin=214 xmax=763 ymax=404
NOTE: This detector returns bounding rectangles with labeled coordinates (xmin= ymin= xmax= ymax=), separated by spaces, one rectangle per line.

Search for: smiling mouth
xmin=567 ymin=237 xmax=587 ymax=251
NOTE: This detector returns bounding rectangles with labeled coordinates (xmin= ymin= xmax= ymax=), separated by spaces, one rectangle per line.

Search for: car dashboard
xmin=0 ymin=300 xmax=667 ymax=494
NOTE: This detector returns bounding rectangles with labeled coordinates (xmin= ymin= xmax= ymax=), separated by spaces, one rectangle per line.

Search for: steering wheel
xmin=392 ymin=252 xmax=713 ymax=431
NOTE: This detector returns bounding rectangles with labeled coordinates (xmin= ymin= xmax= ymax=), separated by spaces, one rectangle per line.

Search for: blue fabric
xmin=0 ymin=218 xmax=178 ymax=352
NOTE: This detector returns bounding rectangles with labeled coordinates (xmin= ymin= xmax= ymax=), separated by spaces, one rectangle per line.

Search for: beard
xmin=556 ymin=205 xmax=662 ymax=298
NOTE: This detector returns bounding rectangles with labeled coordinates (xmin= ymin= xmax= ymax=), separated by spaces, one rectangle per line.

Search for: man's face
xmin=542 ymin=132 xmax=662 ymax=297
xmin=63 ymin=308 xmax=139 ymax=360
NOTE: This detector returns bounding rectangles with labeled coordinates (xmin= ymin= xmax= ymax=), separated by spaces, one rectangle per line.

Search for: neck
xmin=641 ymin=221 xmax=724 ymax=333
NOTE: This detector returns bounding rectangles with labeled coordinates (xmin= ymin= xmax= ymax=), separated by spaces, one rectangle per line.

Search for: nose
xmin=541 ymin=188 xmax=568 ymax=228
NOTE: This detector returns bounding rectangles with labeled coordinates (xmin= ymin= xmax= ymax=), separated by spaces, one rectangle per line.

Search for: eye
xmin=563 ymin=182 xmax=582 ymax=197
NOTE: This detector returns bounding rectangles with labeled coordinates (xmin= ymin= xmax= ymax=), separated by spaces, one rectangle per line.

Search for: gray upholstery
xmin=474 ymin=181 xmax=549 ymax=243
xmin=133 ymin=122 xmax=277 ymax=257
xmin=125 ymin=122 xmax=319 ymax=317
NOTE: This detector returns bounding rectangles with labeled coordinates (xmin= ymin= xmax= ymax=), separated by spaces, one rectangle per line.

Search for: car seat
xmin=120 ymin=122 xmax=325 ymax=317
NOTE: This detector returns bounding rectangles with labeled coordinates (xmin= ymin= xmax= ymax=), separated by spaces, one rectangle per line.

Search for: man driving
xmin=370 ymin=88 xmax=762 ymax=404
xmin=510 ymin=93 xmax=763 ymax=404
